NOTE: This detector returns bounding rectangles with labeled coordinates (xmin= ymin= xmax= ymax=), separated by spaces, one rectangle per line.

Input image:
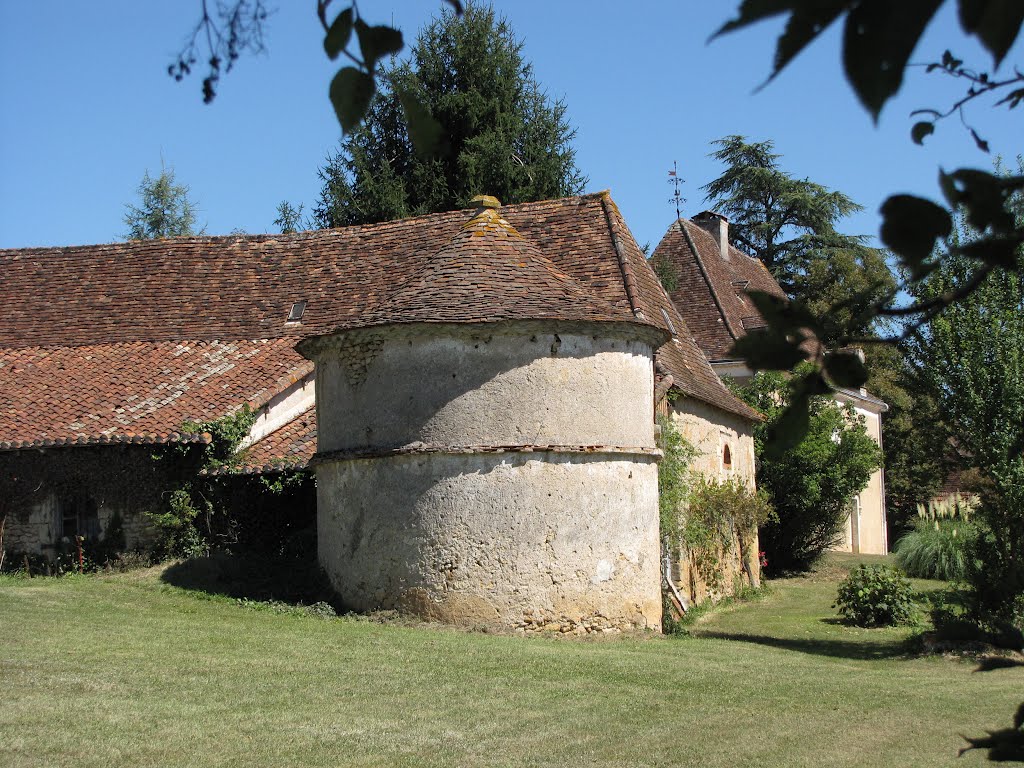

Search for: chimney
xmin=693 ymin=211 xmax=730 ymax=261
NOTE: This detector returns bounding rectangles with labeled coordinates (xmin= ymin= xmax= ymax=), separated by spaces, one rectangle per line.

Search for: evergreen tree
xmin=123 ymin=165 xmax=202 ymax=240
xmin=702 ymin=135 xmax=893 ymax=314
xmin=311 ymin=2 xmax=586 ymax=228
xmin=273 ymin=201 xmax=305 ymax=234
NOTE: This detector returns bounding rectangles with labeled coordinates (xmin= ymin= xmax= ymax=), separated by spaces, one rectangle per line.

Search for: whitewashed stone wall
xmin=304 ymin=320 xmax=667 ymax=631
xmin=666 ymin=397 xmax=760 ymax=605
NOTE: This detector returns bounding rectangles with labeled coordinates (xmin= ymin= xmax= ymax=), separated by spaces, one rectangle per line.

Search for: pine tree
xmin=273 ymin=201 xmax=305 ymax=234
xmin=311 ymin=2 xmax=586 ymax=229
xmin=123 ymin=165 xmax=201 ymax=240
xmin=702 ymin=136 xmax=888 ymax=303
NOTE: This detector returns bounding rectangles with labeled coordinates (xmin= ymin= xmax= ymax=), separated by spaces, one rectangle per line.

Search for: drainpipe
xmin=662 ymin=546 xmax=689 ymax=613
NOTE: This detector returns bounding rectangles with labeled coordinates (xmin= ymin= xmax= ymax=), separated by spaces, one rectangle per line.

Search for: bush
xmin=736 ymin=370 xmax=881 ymax=573
xmin=834 ymin=564 xmax=919 ymax=627
xmin=684 ymin=476 xmax=775 ymax=589
xmin=956 ymin=476 xmax=1024 ymax=642
xmin=894 ymin=493 xmax=978 ymax=581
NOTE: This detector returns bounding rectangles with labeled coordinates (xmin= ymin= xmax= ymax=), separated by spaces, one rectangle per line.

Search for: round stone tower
xmin=299 ymin=197 xmax=669 ymax=632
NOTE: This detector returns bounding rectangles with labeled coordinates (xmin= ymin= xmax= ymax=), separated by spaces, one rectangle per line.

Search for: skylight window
xmin=287 ymin=300 xmax=307 ymax=323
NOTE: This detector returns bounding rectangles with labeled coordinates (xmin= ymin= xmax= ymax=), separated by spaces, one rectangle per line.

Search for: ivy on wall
xmin=657 ymin=415 xmax=774 ymax=600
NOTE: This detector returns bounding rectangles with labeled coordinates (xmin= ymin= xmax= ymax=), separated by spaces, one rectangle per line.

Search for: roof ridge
xmin=599 ymin=192 xmax=645 ymax=321
xmin=678 ymin=219 xmax=742 ymax=341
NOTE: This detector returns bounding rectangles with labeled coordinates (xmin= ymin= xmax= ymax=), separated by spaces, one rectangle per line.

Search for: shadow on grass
xmin=693 ymin=630 xmax=910 ymax=660
xmin=160 ymin=552 xmax=344 ymax=610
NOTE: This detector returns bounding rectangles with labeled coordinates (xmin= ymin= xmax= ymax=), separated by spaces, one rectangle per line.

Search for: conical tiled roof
xmin=352 ymin=198 xmax=648 ymax=330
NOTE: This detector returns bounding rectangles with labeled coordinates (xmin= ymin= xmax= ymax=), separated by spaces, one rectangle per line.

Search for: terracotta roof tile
xmin=237 ymin=407 xmax=317 ymax=472
xmin=0 ymin=339 xmax=310 ymax=446
xmin=353 ymin=204 xmax=636 ymax=329
xmin=651 ymin=218 xmax=787 ymax=362
xmin=597 ymin=198 xmax=758 ymax=421
xmin=0 ymin=193 xmax=757 ymax=457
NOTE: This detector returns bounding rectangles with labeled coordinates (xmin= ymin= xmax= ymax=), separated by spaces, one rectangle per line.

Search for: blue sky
xmin=1 ymin=2 xmax=1019 ymax=252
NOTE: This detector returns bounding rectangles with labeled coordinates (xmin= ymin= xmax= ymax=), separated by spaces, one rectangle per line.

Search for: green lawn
xmin=0 ymin=554 xmax=1019 ymax=767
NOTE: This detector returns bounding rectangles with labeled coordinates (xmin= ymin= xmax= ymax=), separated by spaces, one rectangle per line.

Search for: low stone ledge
xmin=310 ymin=443 xmax=663 ymax=466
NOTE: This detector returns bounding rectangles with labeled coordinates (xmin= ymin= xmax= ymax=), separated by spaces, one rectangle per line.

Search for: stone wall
xmin=317 ymin=452 xmax=660 ymax=632
xmin=306 ymin=320 xmax=666 ymax=631
xmin=665 ymin=396 xmax=760 ymax=606
xmin=1 ymin=445 xmax=165 ymax=559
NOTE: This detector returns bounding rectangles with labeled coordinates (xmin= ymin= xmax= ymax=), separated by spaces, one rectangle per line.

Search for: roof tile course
xmin=651 ymin=219 xmax=785 ymax=362
xmin=1 ymin=193 xmax=756 ymax=453
xmin=0 ymin=339 xmax=310 ymax=446
xmin=238 ymin=407 xmax=318 ymax=472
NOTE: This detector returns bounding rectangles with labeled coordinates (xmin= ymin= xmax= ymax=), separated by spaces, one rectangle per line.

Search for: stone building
xmin=651 ymin=211 xmax=889 ymax=555
xmin=0 ymin=192 xmax=760 ymax=628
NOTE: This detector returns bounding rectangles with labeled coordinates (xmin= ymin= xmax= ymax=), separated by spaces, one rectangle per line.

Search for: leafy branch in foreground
xmin=174 ymin=1 xmax=462 ymax=154
xmin=170 ymin=0 xmax=270 ymax=104
xmin=715 ymin=1 xmax=1023 ymax=450
xmin=910 ymin=49 xmax=1024 ymax=151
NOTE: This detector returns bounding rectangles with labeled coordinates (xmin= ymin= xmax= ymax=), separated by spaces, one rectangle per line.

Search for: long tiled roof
xmin=651 ymin=218 xmax=785 ymax=362
xmin=0 ymin=193 xmax=755 ymax=452
xmin=0 ymin=339 xmax=311 ymax=448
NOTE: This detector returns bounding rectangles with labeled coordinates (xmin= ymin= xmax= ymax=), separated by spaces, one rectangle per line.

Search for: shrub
xmin=146 ymin=488 xmax=208 ymax=559
xmin=684 ymin=476 xmax=774 ymax=589
xmin=894 ymin=493 xmax=978 ymax=581
xmin=834 ymin=564 xmax=918 ymax=627
xmin=736 ymin=369 xmax=881 ymax=573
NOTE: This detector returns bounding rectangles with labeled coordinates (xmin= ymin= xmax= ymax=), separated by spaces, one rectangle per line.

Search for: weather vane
xmin=668 ymin=160 xmax=685 ymax=221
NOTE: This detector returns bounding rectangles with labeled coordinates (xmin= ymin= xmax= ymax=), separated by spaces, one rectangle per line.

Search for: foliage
xmin=123 ymin=164 xmax=202 ymax=240
xmin=834 ymin=564 xmax=919 ymax=627
xmin=656 ymin=415 xmax=697 ymax=537
xmin=149 ymin=406 xmax=260 ymax=558
xmin=148 ymin=468 xmax=317 ymax=560
xmin=311 ymin=2 xmax=586 ymax=228
xmin=738 ymin=370 xmax=881 ymax=572
xmin=893 ymin=494 xmax=978 ymax=581
xmin=712 ymin=3 xmax=1024 ymax=458
xmin=904 ymin=204 xmax=1024 ymax=633
xmin=657 ymin=417 xmax=770 ymax=598
xmin=274 ymin=200 xmax=305 ymax=233
xmin=169 ymin=0 xmax=270 ymax=104
xmin=702 ymin=136 xmax=893 ymax=308
xmin=146 ymin=488 xmax=208 ymax=560
xmin=180 ymin=405 xmax=256 ymax=470
xmin=683 ymin=475 xmax=774 ymax=590
xmin=652 ymin=256 xmax=678 ymax=293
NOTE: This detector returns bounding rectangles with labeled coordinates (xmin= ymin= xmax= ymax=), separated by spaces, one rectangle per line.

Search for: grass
xmin=0 ymin=553 xmax=1020 ymax=767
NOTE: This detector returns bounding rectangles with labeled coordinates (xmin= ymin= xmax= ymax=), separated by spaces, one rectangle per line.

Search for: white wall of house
xmin=711 ymin=363 xmax=889 ymax=556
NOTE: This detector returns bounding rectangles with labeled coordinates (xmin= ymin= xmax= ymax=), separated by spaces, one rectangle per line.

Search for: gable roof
xmin=651 ymin=217 xmax=785 ymax=362
xmin=0 ymin=193 xmax=756 ymax=452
